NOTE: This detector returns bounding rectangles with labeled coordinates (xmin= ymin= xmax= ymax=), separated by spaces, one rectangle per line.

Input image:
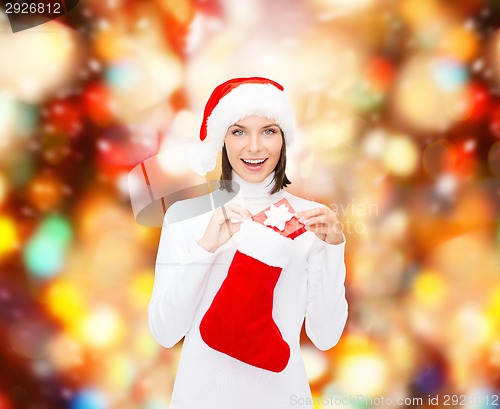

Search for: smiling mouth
xmin=241 ymin=158 xmax=267 ymax=165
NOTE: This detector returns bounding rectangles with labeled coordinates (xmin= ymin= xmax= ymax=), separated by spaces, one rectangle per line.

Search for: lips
xmin=240 ymin=158 xmax=268 ymax=171
xmin=241 ymin=158 xmax=267 ymax=165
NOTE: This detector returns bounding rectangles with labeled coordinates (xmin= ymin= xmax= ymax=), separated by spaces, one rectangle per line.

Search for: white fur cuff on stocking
xmin=237 ymin=220 xmax=294 ymax=268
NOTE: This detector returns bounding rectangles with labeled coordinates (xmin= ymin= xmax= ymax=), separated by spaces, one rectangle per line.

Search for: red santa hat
xmin=187 ymin=77 xmax=297 ymax=175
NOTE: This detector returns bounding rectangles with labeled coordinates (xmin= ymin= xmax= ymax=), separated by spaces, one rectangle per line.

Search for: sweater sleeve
xmin=304 ymin=234 xmax=348 ymax=351
xmin=148 ymin=212 xmax=220 ymax=348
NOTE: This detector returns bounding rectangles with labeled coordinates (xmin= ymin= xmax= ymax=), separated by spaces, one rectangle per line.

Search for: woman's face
xmin=224 ymin=115 xmax=283 ymax=183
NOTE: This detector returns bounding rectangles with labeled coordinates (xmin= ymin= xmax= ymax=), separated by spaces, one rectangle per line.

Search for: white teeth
xmin=242 ymin=159 xmax=265 ymax=164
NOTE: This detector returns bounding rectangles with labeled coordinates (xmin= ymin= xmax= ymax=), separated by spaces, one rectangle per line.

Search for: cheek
xmin=223 ymin=139 xmax=242 ymax=167
xmin=269 ymin=139 xmax=283 ymax=157
xmin=224 ymin=138 xmax=237 ymax=157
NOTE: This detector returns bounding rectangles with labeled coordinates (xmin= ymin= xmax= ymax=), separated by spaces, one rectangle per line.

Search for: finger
xmin=305 ymin=223 xmax=328 ymax=233
xmin=295 ymin=207 xmax=330 ymax=220
xmin=220 ymin=208 xmax=251 ymax=225
xmin=304 ymin=215 xmax=339 ymax=229
xmin=306 ymin=222 xmax=343 ymax=235
xmin=295 ymin=208 xmax=323 ymax=219
xmin=224 ymin=204 xmax=252 ymax=220
xmin=213 ymin=207 xmax=239 ymax=225
xmin=226 ymin=206 xmax=252 ymax=221
xmin=229 ymin=204 xmax=253 ymax=218
xmin=302 ymin=215 xmax=329 ymax=226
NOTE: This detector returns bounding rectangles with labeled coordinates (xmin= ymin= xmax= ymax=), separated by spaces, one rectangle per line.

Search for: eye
xmin=263 ymin=128 xmax=277 ymax=135
xmin=232 ymin=129 xmax=244 ymax=136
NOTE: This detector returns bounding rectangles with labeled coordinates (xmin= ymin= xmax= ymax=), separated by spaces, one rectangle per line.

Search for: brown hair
xmin=220 ymin=133 xmax=291 ymax=194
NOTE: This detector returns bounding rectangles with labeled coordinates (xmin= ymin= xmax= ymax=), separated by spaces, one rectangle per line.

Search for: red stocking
xmin=199 ymin=221 xmax=294 ymax=372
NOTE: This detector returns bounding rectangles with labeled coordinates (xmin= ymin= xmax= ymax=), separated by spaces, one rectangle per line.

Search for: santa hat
xmin=187 ymin=77 xmax=297 ymax=175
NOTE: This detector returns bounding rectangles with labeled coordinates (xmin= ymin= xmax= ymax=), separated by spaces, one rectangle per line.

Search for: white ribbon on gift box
xmin=263 ymin=204 xmax=294 ymax=231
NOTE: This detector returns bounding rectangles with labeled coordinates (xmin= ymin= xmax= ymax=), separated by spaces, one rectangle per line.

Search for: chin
xmin=246 ymin=174 xmax=268 ymax=183
xmin=236 ymin=168 xmax=272 ymax=183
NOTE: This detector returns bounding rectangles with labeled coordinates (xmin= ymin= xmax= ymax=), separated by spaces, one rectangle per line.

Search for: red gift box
xmin=252 ymin=198 xmax=306 ymax=240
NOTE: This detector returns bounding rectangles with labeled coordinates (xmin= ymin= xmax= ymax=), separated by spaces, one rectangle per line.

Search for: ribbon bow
xmin=264 ymin=204 xmax=294 ymax=231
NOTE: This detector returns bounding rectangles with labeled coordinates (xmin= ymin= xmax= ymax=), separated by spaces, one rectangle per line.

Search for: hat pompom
xmin=185 ymin=140 xmax=219 ymax=176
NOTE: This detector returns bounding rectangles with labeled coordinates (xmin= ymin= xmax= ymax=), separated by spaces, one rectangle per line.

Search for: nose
xmin=246 ymin=133 xmax=262 ymax=153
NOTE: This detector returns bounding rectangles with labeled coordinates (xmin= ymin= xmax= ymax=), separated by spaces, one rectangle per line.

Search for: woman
xmin=149 ymin=77 xmax=348 ymax=409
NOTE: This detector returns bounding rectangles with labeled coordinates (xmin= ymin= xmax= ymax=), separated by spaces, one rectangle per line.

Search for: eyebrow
xmin=231 ymin=123 xmax=280 ymax=129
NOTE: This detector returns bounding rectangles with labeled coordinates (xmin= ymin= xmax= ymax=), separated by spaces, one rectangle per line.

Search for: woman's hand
xmin=295 ymin=207 xmax=344 ymax=245
xmin=198 ymin=204 xmax=252 ymax=253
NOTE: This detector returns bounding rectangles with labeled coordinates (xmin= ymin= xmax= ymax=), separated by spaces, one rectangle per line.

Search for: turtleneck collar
xmin=231 ymin=170 xmax=277 ymax=198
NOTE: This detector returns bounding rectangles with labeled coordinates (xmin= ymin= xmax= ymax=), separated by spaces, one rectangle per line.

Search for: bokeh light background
xmin=0 ymin=0 xmax=500 ymax=408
